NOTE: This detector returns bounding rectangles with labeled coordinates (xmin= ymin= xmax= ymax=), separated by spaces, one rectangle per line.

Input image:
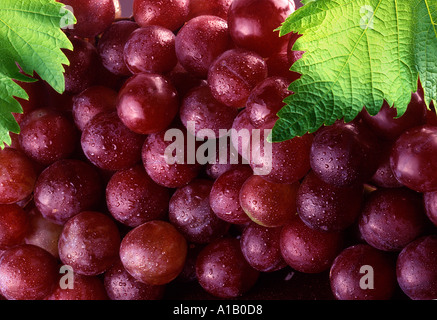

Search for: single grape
xmin=180 ymin=84 xmax=238 ymax=139
xmin=117 ymin=73 xmax=179 ymax=135
xmin=227 ymin=0 xmax=295 ymax=57
xmin=424 ymin=191 xmax=437 ymax=227
xmin=46 ymin=274 xmax=109 ymax=300
xmin=210 ymin=166 xmax=253 ymax=225
xmin=104 ymin=259 xmax=166 ymax=300
xmin=330 ymin=244 xmax=397 ymax=300
xmin=63 ymin=37 xmax=100 ymax=94
xmin=24 ymin=207 xmax=63 ymax=258
xmin=358 ymin=188 xmax=427 ymax=252
xmin=310 ymin=120 xmax=380 ymax=187
xmin=133 ymin=0 xmax=189 ymax=31
xmin=0 ymin=204 xmax=29 ymax=250
xmin=60 ymin=0 xmax=115 ymax=38
xmin=141 ymin=126 xmax=202 ymax=188
xmin=280 ymin=217 xmax=344 ymax=273
xmin=124 ymin=26 xmax=177 ymax=75
xmin=119 ymin=220 xmax=187 ymax=285
xmin=230 ymin=109 xmax=256 ymax=161
xmin=208 ymin=49 xmax=268 ymax=108
xmin=0 ymin=244 xmax=58 ymax=300
xmin=72 ymin=86 xmax=118 ymax=131
xmin=239 ymin=175 xmax=299 ymax=227
xmin=370 ymin=143 xmax=404 ymax=188
xmin=34 ymin=159 xmax=103 ymax=225
xmin=97 ymin=20 xmax=139 ymax=76
xmin=195 ymin=237 xmax=259 ymax=298
xmin=297 ymin=171 xmax=364 ymax=232
xmin=81 ymin=112 xmax=145 ymax=171
xmin=175 ymin=15 xmax=231 ymax=78
xmin=240 ymin=223 xmax=287 ymax=272
xmin=249 ymin=120 xmax=313 ymax=183
xmin=0 ymin=148 xmax=37 ymax=204
xmin=188 ymin=0 xmax=233 ymax=20
xmin=166 ymin=63 xmax=206 ymax=98
xmin=169 ymin=179 xmax=230 ymax=243
xmin=19 ymin=108 xmax=79 ymax=165
xmin=106 ymin=164 xmax=170 ymax=227
xmin=58 ymin=211 xmax=121 ymax=276
xmin=390 ymin=125 xmax=437 ymax=192
xmin=246 ymin=76 xmax=291 ymax=128
xmin=360 ymin=93 xmax=427 ymax=141
xmin=396 ymin=235 xmax=437 ymax=300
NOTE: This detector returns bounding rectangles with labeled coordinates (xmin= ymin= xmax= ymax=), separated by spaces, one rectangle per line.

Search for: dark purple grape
xmin=280 ymin=217 xmax=344 ymax=273
xmin=106 ymin=164 xmax=170 ymax=227
xmin=208 ymin=49 xmax=268 ymax=108
xmin=297 ymin=171 xmax=363 ymax=232
xmin=424 ymin=191 xmax=437 ymax=227
xmin=0 ymin=204 xmax=28 ymax=250
xmin=240 ymin=223 xmax=286 ymax=272
xmin=175 ymin=15 xmax=231 ymax=78
xmin=166 ymin=63 xmax=206 ymax=98
xmin=239 ymin=175 xmax=299 ymax=227
xmin=58 ymin=211 xmax=121 ymax=276
xmin=0 ymin=244 xmax=58 ymax=300
xmin=120 ymin=220 xmax=187 ymax=285
xmin=19 ymin=108 xmax=79 ymax=165
xmin=97 ymin=20 xmax=139 ymax=76
xmin=169 ymin=179 xmax=230 ymax=243
xmin=0 ymin=148 xmax=37 ymax=204
xmin=246 ymin=76 xmax=290 ymax=128
xmin=227 ymin=0 xmax=295 ymax=57
xmin=117 ymin=73 xmax=179 ymax=135
xmin=124 ymin=26 xmax=177 ymax=75
xmin=361 ymin=93 xmax=427 ymax=141
xmin=390 ymin=125 xmax=437 ymax=192
xmin=330 ymin=244 xmax=397 ymax=300
xmin=196 ymin=237 xmax=259 ymax=298
xmin=34 ymin=159 xmax=103 ymax=225
xmin=46 ymin=274 xmax=109 ymax=300
xmin=63 ymin=37 xmax=100 ymax=94
xmin=358 ymin=188 xmax=427 ymax=252
xmin=250 ymin=120 xmax=313 ymax=183
xmin=72 ymin=86 xmax=118 ymax=131
xmin=310 ymin=120 xmax=380 ymax=187
xmin=370 ymin=143 xmax=404 ymax=188
xmin=180 ymin=84 xmax=238 ymax=139
xmin=396 ymin=235 xmax=437 ymax=300
xmin=188 ymin=0 xmax=233 ymax=20
xmin=141 ymin=126 xmax=202 ymax=188
xmin=210 ymin=166 xmax=253 ymax=225
xmin=81 ymin=112 xmax=145 ymax=171
xmin=60 ymin=0 xmax=115 ymax=38
xmin=104 ymin=259 xmax=165 ymax=300
xmin=133 ymin=0 xmax=189 ymax=31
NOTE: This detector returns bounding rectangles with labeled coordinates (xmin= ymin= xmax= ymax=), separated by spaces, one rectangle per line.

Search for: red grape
xmin=390 ymin=125 xmax=437 ymax=192
xmin=188 ymin=0 xmax=233 ymax=20
xmin=0 ymin=244 xmax=58 ymax=300
xmin=239 ymin=175 xmax=299 ymax=227
xmin=424 ymin=191 xmax=437 ymax=227
xmin=106 ymin=164 xmax=170 ymax=227
xmin=330 ymin=244 xmax=397 ymax=300
xmin=230 ymin=109 xmax=256 ymax=161
xmin=46 ymin=274 xmax=109 ymax=300
xmin=58 ymin=211 xmax=121 ymax=276
xmin=396 ymin=235 xmax=437 ymax=300
xmin=124 ymin=26 xmax=177 ymax=75
xmin=196 ymin=237 xmax=259 ymax=298
xmin=0 ymin=204 xmax=28 ymax=249
xmin=208 ymin=49 xmax=268 ymax=108
xmin=120 ymin=220 xmax=187 ymax=285
xmin=117 ymin=73 xmax=179 ymax=135
xmin=0 ymin=148 xmax=37 ymax=204
xmin=169 ymin=179 xmax=230 ymax=243
xmin=133 ymin=0 xmax=189 ymax=31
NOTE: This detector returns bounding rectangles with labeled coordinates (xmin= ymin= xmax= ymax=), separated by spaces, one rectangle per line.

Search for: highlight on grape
xmin=163 ymin=121 xmax=273 ymax=176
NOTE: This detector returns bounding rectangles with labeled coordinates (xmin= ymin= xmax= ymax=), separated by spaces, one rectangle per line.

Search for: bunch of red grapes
xmin=0 ymin=0 xmax=436 ymax=301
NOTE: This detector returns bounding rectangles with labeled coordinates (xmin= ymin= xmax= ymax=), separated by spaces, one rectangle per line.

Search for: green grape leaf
xmin=0 ymin=0 xmax=74 ymax=148
xmin=271 ymin=0 xmax=437 ymax=142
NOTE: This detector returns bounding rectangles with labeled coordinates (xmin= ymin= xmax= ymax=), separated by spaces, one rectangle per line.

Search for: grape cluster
xmin=0 ymin=0 xmax=436 ymax=301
